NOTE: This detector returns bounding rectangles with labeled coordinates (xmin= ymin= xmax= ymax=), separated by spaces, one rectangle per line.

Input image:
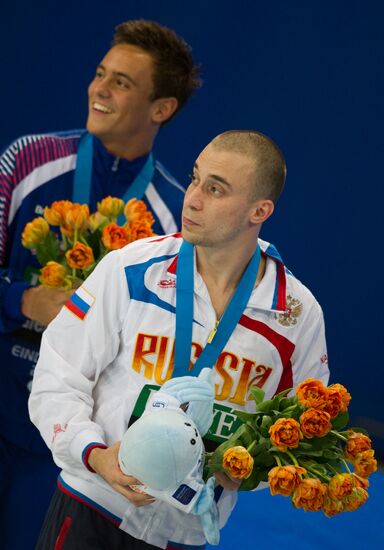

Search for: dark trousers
xmin=36 ymin=487 xmax=162 ymax=550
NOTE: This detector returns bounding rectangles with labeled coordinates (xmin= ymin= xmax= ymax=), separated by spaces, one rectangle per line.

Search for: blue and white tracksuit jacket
xmin=0 ymin=130 xmax=185 ymax=452
xmin=29 ymin=234 xmax=329 ymax=548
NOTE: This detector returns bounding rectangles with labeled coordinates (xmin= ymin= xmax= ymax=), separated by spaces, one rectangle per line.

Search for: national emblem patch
xmin=276 ymin=294 xmax=303 ymax=326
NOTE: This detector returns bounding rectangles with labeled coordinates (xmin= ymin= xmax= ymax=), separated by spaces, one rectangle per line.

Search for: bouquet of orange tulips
xmin=205 ymin=378 xmax=377 ymax=516
xmin=21 ymin=197 xmax=155 ymax=289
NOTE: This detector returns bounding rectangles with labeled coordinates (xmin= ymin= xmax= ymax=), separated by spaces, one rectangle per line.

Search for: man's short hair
xmin=112 ymin=20 xmax=201 ymax=119
xmin=211 ymin=130 xmax=286 ymax=204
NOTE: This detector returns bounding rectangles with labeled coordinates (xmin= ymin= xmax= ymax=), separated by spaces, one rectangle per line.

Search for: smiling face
xmin=86 ymin=44 xmax=161 ymax=157
xmin=182 ymin=143 xmax=266 ymax=250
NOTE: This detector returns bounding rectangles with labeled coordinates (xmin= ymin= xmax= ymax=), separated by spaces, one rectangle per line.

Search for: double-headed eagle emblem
xmin=276 ymin=294 xmax=303 ymax=326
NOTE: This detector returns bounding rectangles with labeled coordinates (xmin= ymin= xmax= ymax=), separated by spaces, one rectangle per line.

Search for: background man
xmin=29 ymin=130 xmax=329 ymax=549
xmin=0 ymin=19 xmax=200 ymax=549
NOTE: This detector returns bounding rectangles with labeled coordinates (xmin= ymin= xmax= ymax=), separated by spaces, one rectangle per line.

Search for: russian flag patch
xmin=65 ymin=286 xmax=95 ymax=320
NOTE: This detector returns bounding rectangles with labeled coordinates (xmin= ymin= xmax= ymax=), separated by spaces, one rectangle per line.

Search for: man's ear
xmin=151 ymin=97 xmax=178 ymax=124
xmin=249 ymin=199 xmax=275 ymax=225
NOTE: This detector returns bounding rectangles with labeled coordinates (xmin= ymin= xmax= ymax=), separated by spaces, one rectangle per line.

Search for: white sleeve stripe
xmin=145 ymin=183 xmax=178 ymax=233
xmin=8 ymin=155 xmax=77 ymax=225
xmin=1 ymin=154 xmax=15 ymax=175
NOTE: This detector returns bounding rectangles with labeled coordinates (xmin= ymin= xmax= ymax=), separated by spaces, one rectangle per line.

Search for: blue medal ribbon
xmin=174 ymin=240 xmax=261 ymax=377
xmin=72 ymin=133 xmax=94 ymax=204
xmin=72 ymin=132 xmax=155 ymax=218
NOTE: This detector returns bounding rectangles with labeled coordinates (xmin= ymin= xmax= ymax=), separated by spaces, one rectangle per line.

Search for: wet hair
xmin=211 ymin=130 xmax=286 ymax=203
xmin=112 ymin=20 xmax=201 ymax=120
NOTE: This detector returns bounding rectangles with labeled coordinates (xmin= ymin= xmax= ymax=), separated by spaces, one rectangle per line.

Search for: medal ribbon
xmin=174 ymin=240 xmax=261 ymax=377
xmin=72 ymin=132 xmax=155 ymax=217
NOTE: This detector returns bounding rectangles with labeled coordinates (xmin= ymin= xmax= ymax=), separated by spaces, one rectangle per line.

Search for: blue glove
xmin=194 ymin=476 xmax=220 ymax=546
xmin=160 ymin=368 xmax=214 ymax=436
xmin=161 ymin=368 xmax=214 ymax=403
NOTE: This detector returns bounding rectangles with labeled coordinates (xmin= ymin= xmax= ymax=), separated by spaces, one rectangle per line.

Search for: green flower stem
xmin=306 ymin=466 xmax=330 ymax=482
xmin=246 ymin=441 xmax=258 ymax=455
xmin=274 ymin=455 xmax=283 ymax=467
xmin=285 ymin=450 xmax=299 ymax=466
xmin=327 ymin=463 xmax=339 ymax=475
xmin=278 ymin=454 xmax=289 ymax=465
xmin=342 ymin=459 xmax=352 ymax=474
xmin=281 ymin=405 xmax=298 ymax=414
xmin=330 ymin=430 xmax=348 ymax=442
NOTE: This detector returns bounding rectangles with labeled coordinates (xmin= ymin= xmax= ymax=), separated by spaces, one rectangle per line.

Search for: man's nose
xmin=185 ymin=183 xmax=204 ymax=210
xmin=93 ymin=78 xmax=112 ymax=98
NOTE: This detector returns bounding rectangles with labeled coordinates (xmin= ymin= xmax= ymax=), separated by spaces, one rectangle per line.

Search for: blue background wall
xmin=2 ymin=0 xmax=383 ymax=456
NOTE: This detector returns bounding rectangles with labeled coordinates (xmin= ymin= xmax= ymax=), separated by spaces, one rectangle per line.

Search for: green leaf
xmin=258 ymin=415 xmax=274 ymax=439
xmin=275 ymin=388 xmax=292 ymax=399
xmin=279 ymin=396 xmax=298 ymax=411
xmin=235 ymin=410 xmax=259 ymax=423
xmin=296 ymin=448 xmax=325 ymax=457
xmin=237 ymin=424 xmax=258 ymax=448
xmin=260 ymin=415 xmax=273 ymax=431
xmin=86 ymin=229 xmax=103 ymax=255
xmin=238 ymin=466 xmax=269 ymax=491
xmin=257 ymin=436 xmax=270 ymax=447
xmin=322 ymin=449 xmax=342 ymax=460
xmin=206 ymin=460 xmax=225 ymax=474
xmin=299 ymin=434 xmax=338 ymax=451
xmin=299 ymin=459 xmax=318 ymax=469
xmin=253 ymin=450 xmax=275 ymax=467
xmin=249 ymin=441 xmax=270 ymax=458
xmin=255 ymin=400 xmax=279 ymax=413
xmin=233 ymin=422 xmax=254 ymax=441
xmin=309 ymin=463 xmax=329 ymax=475
xmin=296 ymin=442 xmax=313 ymax=451
xmin=325 ymin=460 xmax=345 ymax=475
xmin=249 ymin=386 xmax=265 ymax=405
xmin=331 ymin=411 xmax=349 ymax=430
xmin=35 ymin=232 xmax=61 ymax=265
xmin=272 ymin=392 xmax=292 ymax=411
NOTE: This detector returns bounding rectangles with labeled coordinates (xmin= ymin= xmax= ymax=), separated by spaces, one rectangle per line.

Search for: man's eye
xmin=188 ymin=173 xmax=198 ymax=184
xmin=95 ymin=71 xmax=104 ymax=79
xmin=209 ymin=184 xmax=222 ymax=196
xmin=116 ymin=79 xmax=129 ymax=89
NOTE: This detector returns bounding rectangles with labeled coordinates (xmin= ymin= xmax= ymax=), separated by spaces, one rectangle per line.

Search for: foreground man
xmin=0 ymin=19 xmax=200 ymax=549
xmin=29 ymin=130 xmax=329 ymax=549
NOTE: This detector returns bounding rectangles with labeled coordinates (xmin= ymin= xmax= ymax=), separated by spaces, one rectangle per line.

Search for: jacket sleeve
xmin=0 ymin=274 xmax=31 ymax=332
xmin=291 ymin=300 xmax=330 ymax=388
xmin=28 ymin=248 xmax=128 ymax=471
xmin=0 ymin=139 xmax=31 ymax=332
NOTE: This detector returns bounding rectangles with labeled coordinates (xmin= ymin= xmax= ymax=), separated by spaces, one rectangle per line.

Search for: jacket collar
xmin=92 ymin=135 xmax=150 ymax=176
xmin=166 ymin=238 xmax=287 ymax=313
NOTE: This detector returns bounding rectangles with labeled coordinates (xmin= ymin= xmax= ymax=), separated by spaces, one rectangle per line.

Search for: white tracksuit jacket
xmin=29 ymin=233 xmax=329 ymax=549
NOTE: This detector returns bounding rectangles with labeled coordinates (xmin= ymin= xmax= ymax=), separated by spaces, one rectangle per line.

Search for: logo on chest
xmin=158 ymin=278 xmax=176 ymax=288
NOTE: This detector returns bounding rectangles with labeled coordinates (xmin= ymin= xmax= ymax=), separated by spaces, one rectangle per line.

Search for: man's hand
xmin=88 ymin=442 xmax=155 ymax=507
xmin=21 ymin=286 xmax=73 ymax=326
xmin=214 ymin=471 xmax=241 ymax=491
